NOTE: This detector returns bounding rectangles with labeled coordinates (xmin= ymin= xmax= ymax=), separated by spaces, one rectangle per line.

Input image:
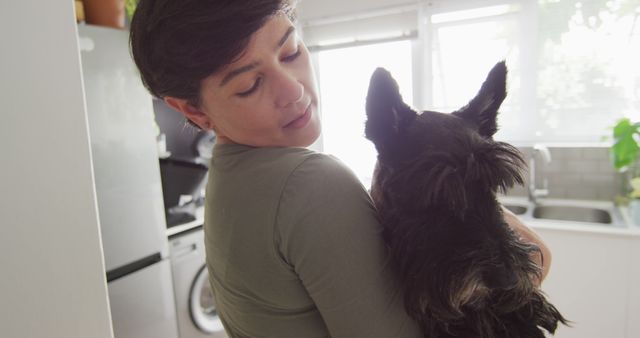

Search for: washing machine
xmin=169 ymin=227 xmax=228 ymax=338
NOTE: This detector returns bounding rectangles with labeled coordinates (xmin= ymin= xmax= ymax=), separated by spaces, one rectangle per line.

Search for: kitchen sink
xmin=499 ymin=196 xmax=628 ymax=228
xmin=532 ymin=205 xmax=613 ymax=224
xmin=503 ymin=204 xmax=528 ymax=215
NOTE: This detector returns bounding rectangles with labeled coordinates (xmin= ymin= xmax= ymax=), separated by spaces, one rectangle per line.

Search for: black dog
xmin=364 ymin=61 xmax=568 ymax=338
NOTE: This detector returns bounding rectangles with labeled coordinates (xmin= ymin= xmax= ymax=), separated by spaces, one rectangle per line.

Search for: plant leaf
xmin=125 ymin=0 xmax=139 ymax=20
xmin=612 ymin=118 xmax=639 ymax=169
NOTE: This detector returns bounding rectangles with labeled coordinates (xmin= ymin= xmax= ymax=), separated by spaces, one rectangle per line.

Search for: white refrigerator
xmin=78 ymin=24 xmax=179 ymax=338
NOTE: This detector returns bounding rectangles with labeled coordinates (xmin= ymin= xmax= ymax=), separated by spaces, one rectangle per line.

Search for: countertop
xmin=500 ymin=196 xmax=640 ymax=237
xmin=166 ymin=206 xmax=205 ymax=237
xmin=165 ymin=198 xmax=640 ymax=238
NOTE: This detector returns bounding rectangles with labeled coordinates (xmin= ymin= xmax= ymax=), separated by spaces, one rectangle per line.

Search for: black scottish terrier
xmin=364 ymin=62 xmax=568 ymax=338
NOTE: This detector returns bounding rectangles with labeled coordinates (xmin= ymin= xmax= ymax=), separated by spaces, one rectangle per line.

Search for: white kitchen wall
xmin=0 ymin=1 xmax=113 ymax=338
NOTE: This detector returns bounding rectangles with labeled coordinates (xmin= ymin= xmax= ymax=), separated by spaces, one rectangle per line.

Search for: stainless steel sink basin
xmin=532 ymin=205 xmax=613 ymax=224
xmin=504 ymin=204 xmax=527 ymax=215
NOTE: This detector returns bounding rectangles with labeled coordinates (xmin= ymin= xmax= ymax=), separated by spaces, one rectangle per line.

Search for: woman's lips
xmin=284 ymin=105 xmax=312 ymax=129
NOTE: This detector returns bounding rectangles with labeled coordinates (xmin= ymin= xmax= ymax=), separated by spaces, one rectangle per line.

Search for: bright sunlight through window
xmin=317 ymin=40 xmax=413 ymax=188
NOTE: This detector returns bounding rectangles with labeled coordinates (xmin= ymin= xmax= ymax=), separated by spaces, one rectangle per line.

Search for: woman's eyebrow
xmin=219 ymin=26 xmax=296 ymax=87
xmin=276 ymin=26 xmax=295 ymax=50
xmin=220 ymin=62 xmax=260 ymax=87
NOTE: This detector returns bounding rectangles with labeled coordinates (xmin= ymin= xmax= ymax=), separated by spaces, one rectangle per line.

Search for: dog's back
xmin=365 ymin=62 xmax=568 ymax=337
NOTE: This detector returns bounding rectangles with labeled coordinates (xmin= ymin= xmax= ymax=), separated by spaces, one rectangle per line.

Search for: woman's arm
xmin=501 ymin=205 xmax=552 ymax=285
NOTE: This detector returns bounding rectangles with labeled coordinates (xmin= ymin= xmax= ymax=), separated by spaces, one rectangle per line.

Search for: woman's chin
xmin=297 ymin=119 xmax=322 ymax=148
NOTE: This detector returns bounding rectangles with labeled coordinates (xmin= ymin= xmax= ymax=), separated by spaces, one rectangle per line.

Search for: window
xmin=306 ymin=0 xmax=640 ymax=181
xmin=428 ymin=3 xmax=526 ymax=141
xmin=535 ymin=0 xmax=640 ymax=142
xmin=316 ymin=40 xmax=413 ymax=187
xmin=425 ymin=0 xmax=640 ymax=142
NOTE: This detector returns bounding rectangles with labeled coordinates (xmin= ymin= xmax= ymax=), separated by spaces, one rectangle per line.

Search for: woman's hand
xmin=501 ymin=205 xmax=552 ymax=286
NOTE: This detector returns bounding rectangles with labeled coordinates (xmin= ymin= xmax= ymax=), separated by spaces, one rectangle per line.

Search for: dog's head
xmin=365 ymin=61 xmax=525 ymax=211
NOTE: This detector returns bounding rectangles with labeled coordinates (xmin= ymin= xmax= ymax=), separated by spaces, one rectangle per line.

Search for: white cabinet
xmin=627 ymin=237 xmax=640 ymax=338
xmin=108 ymin=261 xmax=179 ymax=338
xmin=534 ymin=226 xmax=633 ymax=338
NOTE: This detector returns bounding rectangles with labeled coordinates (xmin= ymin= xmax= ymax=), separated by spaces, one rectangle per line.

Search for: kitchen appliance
xmin=159 ymin=158 xmax=209 ymax=226
xmin=170 ymin=228 xmax=227 ymax=338
xmin=154 ymin=99 xmax=216 ymax=228
xmin=153 ymin=99 xmax=216 ymax=165
xmin=78 ymin=24 xmax=179 ymax=338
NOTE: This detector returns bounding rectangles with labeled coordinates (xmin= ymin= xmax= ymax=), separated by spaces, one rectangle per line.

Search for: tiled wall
xmin=506 ymin=146 xmax=626 ymax=201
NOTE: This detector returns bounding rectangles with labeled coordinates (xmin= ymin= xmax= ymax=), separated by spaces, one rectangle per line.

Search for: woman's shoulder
xmin=251 ymin=147 xmax=352 ymax=182
xmin=280 ymin=151 xmax=370 ymax=214
xmin=212 ymin=144 xmax=321 ymax=168
xmin=209 ymin=145 xmax=365 ymax=200
xmin=289 ymin=151 xmax=361 ymax=188
xmin=213 ymin=144 xmax=355 ymax=181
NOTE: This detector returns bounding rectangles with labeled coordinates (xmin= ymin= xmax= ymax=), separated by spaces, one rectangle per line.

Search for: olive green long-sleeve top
xmin=204 ymin=144 xmax=420 ymax=338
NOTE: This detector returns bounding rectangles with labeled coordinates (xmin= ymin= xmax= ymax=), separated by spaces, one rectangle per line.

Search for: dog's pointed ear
xmin=365 ymin=68 xmax=417 ymax=155
xmin=453 ymin=61 xmax=507 ymax=138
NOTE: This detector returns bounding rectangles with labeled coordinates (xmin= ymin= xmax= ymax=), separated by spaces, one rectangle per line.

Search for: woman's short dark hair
xmin=130 ymin=0 xmax=296 ymax=106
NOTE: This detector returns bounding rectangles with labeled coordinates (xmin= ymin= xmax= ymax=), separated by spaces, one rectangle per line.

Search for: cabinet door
xmin=535 ymin=226 xmax=631 ymax=338
xmin=108 ymin=260 xmax=179 ymax=338
xmin=627 ymin=236 xmax=640 ymax=338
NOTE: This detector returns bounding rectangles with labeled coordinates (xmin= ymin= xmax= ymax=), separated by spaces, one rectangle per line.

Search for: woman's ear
xmin=163 ymin=96 xmax=214 ymax=130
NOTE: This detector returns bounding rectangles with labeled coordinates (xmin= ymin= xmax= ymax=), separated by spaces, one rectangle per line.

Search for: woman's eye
xmin=282 ymin=48 xmax=301 ymax=63
xmin=236 ymin=78 xmax=262 ymax=97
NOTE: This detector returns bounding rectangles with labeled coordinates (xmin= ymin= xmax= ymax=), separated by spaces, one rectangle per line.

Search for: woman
xmin=129 ymin=1 xmax=551 ymax=337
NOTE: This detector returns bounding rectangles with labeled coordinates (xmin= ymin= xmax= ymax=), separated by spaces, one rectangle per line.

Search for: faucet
xmin=528 ymin=144 xmax=552 ymax=204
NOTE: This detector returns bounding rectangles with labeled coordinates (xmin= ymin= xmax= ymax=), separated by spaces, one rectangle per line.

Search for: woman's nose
xmin=273 ymin=69 xmax=304 ymax=108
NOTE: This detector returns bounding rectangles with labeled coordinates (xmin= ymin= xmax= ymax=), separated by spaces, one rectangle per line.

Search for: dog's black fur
xmin=364 ymin=61 xmax=568 ymax=338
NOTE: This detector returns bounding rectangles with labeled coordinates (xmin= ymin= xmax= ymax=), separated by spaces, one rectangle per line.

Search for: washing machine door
xmin=190 ymin=265 xmax=224 ymax=333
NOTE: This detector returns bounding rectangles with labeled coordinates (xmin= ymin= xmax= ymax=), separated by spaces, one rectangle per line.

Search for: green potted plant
xmin=611 ymin=117 xmax=640 ymax=225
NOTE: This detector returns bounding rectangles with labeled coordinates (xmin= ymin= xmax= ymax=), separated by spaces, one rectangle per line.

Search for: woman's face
xmin=172 ymin=14 xmax=321 ymax=148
